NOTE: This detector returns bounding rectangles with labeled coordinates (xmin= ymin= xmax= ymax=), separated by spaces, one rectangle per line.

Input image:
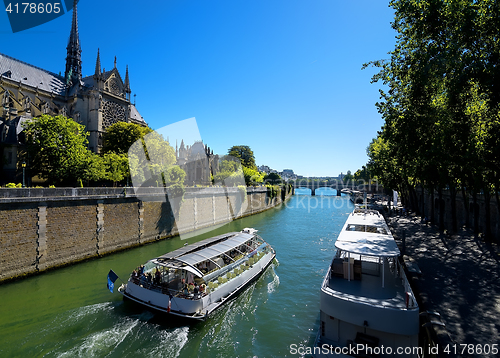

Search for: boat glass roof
xmin=335 ymin=210 xmax=400 ymax=257
xmin=176 ymin=234 xmax=252 ymax=267
xmin=155 ymin=232 xmax=256 ymax=270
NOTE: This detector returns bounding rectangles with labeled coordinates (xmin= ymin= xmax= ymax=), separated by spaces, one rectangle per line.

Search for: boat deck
xmin=324 ymin=268 xmax=407 ymax=309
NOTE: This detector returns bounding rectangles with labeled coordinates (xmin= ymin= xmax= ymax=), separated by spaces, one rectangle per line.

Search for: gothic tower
xmin=64 ymin=0 xmax=82 ymax=85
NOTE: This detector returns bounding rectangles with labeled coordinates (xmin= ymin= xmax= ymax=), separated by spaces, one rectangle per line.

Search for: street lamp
xmin=22 ymin=161 xmax=26 ymax=188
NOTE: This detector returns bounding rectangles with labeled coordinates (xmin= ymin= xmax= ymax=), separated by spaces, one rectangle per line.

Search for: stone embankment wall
xmin=0 ymin=186 xmax=292 ymax=283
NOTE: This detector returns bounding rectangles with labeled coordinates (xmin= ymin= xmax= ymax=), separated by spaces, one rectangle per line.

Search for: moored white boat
xmin=117 ymin=228 xmax=275 ymax=320
xmin=314 ymin=206 xmax=419 ymax=357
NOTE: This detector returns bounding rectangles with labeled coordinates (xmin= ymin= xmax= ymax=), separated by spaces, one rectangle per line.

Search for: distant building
xmin=258 ymin=165 xmax=271 ymax=174
xmin=280 ymin=169 xmax=297 ymax=181
xmin=176 ymin=140 xmax=219 ymax=186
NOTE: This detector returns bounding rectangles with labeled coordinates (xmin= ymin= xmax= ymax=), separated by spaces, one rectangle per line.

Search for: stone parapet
xmin=0 ymin=186 xmax=291 ymax=283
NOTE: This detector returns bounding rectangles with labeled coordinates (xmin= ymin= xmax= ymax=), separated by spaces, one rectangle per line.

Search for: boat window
xmin=346 ymin=224 xmax=387 ymax=235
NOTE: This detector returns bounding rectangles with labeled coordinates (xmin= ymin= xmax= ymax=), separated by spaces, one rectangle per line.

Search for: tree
xmin=128 ymin=130 xmax=177 ymax=187
xmin=342 ymin=170 xmax=354 ymax=184
xmin=102 ymin=122 xmax=152 ymax=154
xmin=264 ymin=172 xmax=282 ymax=185
xmin=228 ymin=145 xmax=257 ymax=170
xmin=164 ymin=165 xmax=186 ymax=186
xmin=103 ymin=152 xmax=129 ymax=187
xmin=82 ymin=152 xmax=106 ymax=184
xmin=242 ymin=166 xmax=264 ymax=186
xmin=22 ymin=115 xmax=94 ymax=185
xmin=365 ymin=0 xmax=500 ymax=237
xmin=353 ymin=166 xmax=371 ymax=182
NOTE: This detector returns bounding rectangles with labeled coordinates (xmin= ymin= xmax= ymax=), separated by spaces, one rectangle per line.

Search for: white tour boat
xmin=315 ymin=206 xmax=419 ymax=357
xmin=117 ymin=228 xmax=275 ymax=320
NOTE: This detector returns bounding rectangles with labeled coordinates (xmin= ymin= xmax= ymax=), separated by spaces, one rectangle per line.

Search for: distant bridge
xmin=290 ymin=181 xmax=382 ymax=196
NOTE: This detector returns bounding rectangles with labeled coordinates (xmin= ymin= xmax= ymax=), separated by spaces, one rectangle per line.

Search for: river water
xmin=0 ymin=189 xmax=353 ymax=358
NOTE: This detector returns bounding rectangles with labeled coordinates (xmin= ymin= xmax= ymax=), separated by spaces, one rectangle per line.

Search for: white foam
xmin=267 ymin=266 xmax=280 ymax=294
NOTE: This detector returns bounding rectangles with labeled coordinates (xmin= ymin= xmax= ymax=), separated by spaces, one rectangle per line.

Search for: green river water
xmin=0 ymin=190 xmax=354 ymax=358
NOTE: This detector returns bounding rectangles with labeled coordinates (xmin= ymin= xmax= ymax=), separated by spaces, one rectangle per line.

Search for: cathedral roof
xmin=129 ymin=104 xmax=146 ymax=124
xmin=0 ymin=53 xmax=67 ymax=96
xmin=81 ymin=75 xmax=94 ymax=88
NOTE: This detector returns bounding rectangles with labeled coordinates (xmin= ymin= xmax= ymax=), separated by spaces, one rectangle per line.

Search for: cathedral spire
xmin=65 ymin=0 xmax=82 ymax=85
xmin=124 ymin=65 xmax=130 ymax=89
xmin=94 ymin=48 xmax=101 ymax=76
xmin=124 ymin=65 xmax=131 ymax=101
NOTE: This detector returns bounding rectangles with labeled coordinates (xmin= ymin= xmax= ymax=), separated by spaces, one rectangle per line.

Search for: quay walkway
xmin=383 ymin=205 xmax=500 ymax=358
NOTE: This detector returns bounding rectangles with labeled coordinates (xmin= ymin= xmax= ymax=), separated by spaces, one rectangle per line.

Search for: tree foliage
xmin=264 ymin=172 xmax=282 ymax=185
xmin=102 ymin=122 xmax=152 ymax=154
xmin=243 ymin=166 xmax=264 ymax=186
xmin=228 ymin=145 xmax=257 ymax=170
xmin=365 ymin=0 xmax=500 ymax=237
xmin=22 ymin=115 xmax=93 ymax=185
xmin=128 ymin=130 xmax=180 ymax=187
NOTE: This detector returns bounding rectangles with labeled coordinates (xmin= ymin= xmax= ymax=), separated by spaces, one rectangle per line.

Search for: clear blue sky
xmin=0 ymin=0 xmax=396 ymax=177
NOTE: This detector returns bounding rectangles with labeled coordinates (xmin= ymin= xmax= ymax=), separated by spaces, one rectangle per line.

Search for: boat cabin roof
xmin=335 ymin=209 xmax=400 ymax=257
xmin=153 ymin=231 xmax=259 ymax=275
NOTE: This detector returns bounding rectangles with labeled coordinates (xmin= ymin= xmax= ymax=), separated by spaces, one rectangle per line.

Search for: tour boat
xmin=314 ymin=206 xmax=419 ymax=357
xmin=117 ymin=228 xmax=275 ymax=320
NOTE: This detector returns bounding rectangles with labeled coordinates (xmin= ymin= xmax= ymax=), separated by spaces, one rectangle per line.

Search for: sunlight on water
xmin=0 ymin=193 xmax=353 ymax=357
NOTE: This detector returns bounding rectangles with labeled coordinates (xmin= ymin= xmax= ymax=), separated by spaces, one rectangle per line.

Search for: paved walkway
xmin=385 ymin=209 xmax=500 ymax=357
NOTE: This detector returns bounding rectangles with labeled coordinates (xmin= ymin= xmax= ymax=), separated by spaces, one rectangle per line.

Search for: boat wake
xmin=40 ymin=302 xmax=189 ymax=358
xmin=267 ymin=264 xmax=280 ymax=294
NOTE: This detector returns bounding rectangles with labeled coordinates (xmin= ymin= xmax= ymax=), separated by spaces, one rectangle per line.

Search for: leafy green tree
xmin=103 ymin=152 xmax=129 ymax=186
xmin=128 ymin=130 xmax=177 ymax=187
xmin=365 ymin=0 xmax=500 ymax=236
xmin=342 ymin=170 xmax=354 ymax=184
xmin=22 ymin=115 xmax=94 ymax=185
xmin=353 ymin=166 xmax=371 ymax=183
xmin=242 ymin=166 xmax=264 ymax=186
xmin=164 ymin=165 xmax=186 ymax=186
xmin=82 ymin=152 xmax=106 ymax=184
xmin=103 ymin=122 xmax=152 ymax=154
xmin=264 ymin=172 xmax=282 ymax=185
xmin=228 ymin=145 xmax=257 ymax=170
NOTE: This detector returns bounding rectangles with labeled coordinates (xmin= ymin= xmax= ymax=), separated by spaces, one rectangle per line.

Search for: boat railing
xmin=397 ymin=259 xmax=418 ymax=309
xmin=324 ymin=256 xmax=418 ymax=310
xmin=129 ymin=275 xmax=209 ymax=299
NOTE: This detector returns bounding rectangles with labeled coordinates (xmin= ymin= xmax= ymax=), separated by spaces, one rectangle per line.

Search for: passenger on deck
xmin=154 ymin=269 xmax=161 ymax=285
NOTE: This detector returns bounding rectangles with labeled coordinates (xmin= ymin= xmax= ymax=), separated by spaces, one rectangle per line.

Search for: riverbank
xmin=0 ymin=186 xmax=292 ymax=283
xmin=384 ymin=205 xmax=500 ymax=357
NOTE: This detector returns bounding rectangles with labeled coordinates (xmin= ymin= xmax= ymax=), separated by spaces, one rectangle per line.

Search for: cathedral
xmin=0 ymin=0 xmax=146 ymax=183
xmin=0 ymin=0 xmax=221 ymax=186
xmin=176 ymin=140 xmax=219 ymax=186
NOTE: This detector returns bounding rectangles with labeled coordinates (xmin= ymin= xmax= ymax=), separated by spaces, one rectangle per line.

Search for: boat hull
xmin=119 ymin=251 xmax=276 ymax=320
